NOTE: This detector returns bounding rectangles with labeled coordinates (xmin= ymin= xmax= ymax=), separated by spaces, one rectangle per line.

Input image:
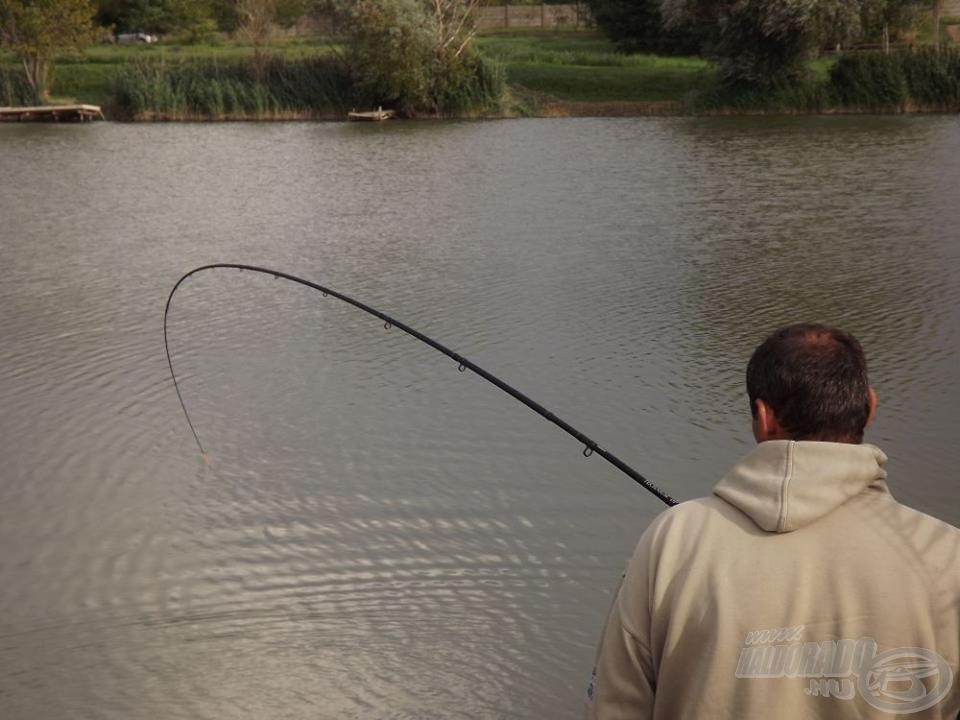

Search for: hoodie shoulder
xmin=638 ymin=495 xmax=759 ymax=554
xmin=865 ymin=494 xmax=960 ymax=592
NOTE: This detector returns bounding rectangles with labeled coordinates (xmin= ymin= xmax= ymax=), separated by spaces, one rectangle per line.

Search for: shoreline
xmin=9 ymin=31 xmax=957 ymax=123
xmin=109 ymin=101 xmax=959 ymax=121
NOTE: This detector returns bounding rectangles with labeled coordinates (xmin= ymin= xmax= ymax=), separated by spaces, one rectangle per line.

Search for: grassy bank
xmin=479 ymin=30 xmax=959 ymax=115
xmin=3 ymin=29 xmax=959 ymax=118
xmin=3 ymin=33 xmax=505 ymax=119
xmin=3 ymin=30 xmax=708 ymax=115
xmin=103 ymin=53 xmax=501 ymax=120
xmin=1 ymin=36 xmax=341 ymax=111
xmin=476 ymin=30 xmax=711 ymax=109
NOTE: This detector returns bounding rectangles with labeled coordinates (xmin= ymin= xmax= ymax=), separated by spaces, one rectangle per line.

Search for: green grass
xmin=2 ymin=36 xmax=342 ymax=107
xmin=75 ymin=35 xmax=340 ymax=64
xmin=46 ymin=63 xmax=118 ymax=106
xmin=477 ymin=30 xmax=642 ymax=64
xmin=809 ymin=57 xmax=836 ymax=82
xmin=503 ymin=62 xmax=706 ymax=102
xmin=476 ymin=30 xmax=711 ymax=102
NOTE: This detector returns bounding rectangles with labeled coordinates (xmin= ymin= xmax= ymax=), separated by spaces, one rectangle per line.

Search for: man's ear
xmin=865 ymin=387 xmax=878 ymax=428
xmin=753 ymin=398 xmax=781 ymax=442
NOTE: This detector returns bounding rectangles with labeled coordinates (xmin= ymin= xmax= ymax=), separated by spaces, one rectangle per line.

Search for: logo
xmin=859 ymin=647 xmax=954 ymax=714
xmin=736 ymin=628 xmax=954 ymax=715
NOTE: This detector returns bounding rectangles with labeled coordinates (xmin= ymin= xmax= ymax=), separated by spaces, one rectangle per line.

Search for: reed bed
xmin=111 ymin=55 xmax=353 ymax=120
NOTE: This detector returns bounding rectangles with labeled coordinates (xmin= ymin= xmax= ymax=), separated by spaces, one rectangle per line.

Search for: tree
xmin=96 ymin=0 xmax=164 ymax=33
xmin=207 ymin=0 xmax=240 ymax=32
xmin=238 ymin=0 xmax=275 ymax=77
xmin=661 ymin=0 xmax=930 ymax=86
xmin=274 ymin=0 xmax=309 ymax=28
xmin=346 ymin=0 xmax=433 ymax=112
xmin=0 ymin=0 xmax=96 ymax=103
xmin=858 ymin=0 xmax=921 ymax=51
xmin=344 ymin=0 xmax=498 ymax=116
xmin=95 ymin=0 xmax=216 ymax=38
xmin=663 ymin=0 xmax=827 ymax=85
xmin=586 ymin=0 xmax=706 ymax=54
xmin=930 ymin=0 xmax=943 ymax=50
xmin=811 ymin=0 xmax=863 ymax=50
xmin=427 ymin=0 xmax=481 ymax=58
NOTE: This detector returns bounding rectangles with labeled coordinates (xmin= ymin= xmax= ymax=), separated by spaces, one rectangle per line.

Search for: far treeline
xmin=1 ymin=0 xmax=959 ymax=118
xmin=585 ymin=0 xmax=960 ymax=110
xmin=588 ymin=0 xmax=954 ymax=80
xmin=0 ymin=0 xmax=504 ymax=117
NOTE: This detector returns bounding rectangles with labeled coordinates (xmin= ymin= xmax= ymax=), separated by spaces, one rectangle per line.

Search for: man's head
xmin=747 ymin=323 xmax=877 ymax=444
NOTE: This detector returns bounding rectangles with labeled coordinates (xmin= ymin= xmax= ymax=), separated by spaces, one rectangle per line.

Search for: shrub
xmin=343 ymin=0 xmax=504 ymax=116
xmin=663 ymin=0 xmax=854 ymax=88
xmin=830 ymin=48 xmax=960 ymax=109
xmin=900 ymin=46 xmax=960 ymax=106
xmin=586 ymin=0 xmax=705 ymax=55
xmin=692 ymin=73 xmax=833 ymax=112
xmin=830 ymin=52 xmax=908 ymax=107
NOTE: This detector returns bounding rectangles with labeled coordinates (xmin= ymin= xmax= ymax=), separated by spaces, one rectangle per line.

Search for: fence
xmin=278 ymin=5 xmax=593 ymax=34
xmin=475 ymin=4 xmax=592 ymax=30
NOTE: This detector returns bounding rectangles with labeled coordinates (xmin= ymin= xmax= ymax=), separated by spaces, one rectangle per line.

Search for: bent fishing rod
xmin=164 ymin=263 xmax=678 ymax=508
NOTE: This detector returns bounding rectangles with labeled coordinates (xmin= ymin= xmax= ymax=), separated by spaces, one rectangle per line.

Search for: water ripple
xmin=1 ymin=117 xmax=958 ymax=718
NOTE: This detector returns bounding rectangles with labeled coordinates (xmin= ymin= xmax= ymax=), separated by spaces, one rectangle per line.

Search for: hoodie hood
xmin=713 ymin=441 xmax=888 ymax=533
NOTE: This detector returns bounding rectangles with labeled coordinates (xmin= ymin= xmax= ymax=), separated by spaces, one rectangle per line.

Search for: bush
xmin=175 ymin=18 xmax=221 ymax=45
xmin=830 ymin=52 xmax=908 ymax=107
xmin=586 ymin=0 xmax=704 ymax=55
xmin=900 ymin=46 xmax=960 ymax=106
xmin=345 ymin=0 xmax=434 ymax=113
xmin=692 ymin=73 xmax=834 ymax=112
xmin=830 ymin=48 xmax=960 ymax=109
xmin=663 ymin=0 xmax=850 ymax=88
xmin=433 ymin=54 xmax=505 ymax=114
xmin=344 ymin=0 xmax=504 ymax=116
xmin=710 ymin=0 xmax=819 ymax=87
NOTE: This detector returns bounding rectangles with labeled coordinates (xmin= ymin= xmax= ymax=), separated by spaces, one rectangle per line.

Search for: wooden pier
xmin=347 ymin=107 xmax=395 ymax=122
xmin=0 ymin=105 xmax=105 ymax=122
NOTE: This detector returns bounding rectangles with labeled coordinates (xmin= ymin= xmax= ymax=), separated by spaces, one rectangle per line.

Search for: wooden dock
xmin=0 ymin=105 xmax=105 ymax=122
xmin=347 ymin=107 xmax=395 ymax=122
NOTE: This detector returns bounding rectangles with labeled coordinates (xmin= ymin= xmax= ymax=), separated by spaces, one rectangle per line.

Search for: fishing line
xmin=164 ymin=263 xmax=678 ymax=507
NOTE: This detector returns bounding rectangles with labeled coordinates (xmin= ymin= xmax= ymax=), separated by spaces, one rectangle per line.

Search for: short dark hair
xmin=746 ymin=324 xmax=871 ymax=442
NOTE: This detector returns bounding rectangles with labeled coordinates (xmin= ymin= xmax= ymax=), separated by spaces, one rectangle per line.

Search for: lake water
xmin=1 ymin=117 xmax=958 ymax=719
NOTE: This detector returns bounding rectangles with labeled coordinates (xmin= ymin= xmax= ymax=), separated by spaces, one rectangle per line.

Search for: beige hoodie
xmin=587 ymin=441 xmax=960 ymax=719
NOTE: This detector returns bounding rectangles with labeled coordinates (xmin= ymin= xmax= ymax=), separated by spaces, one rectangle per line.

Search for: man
xmin=587 ymin=323 xmax=959 ymax=719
